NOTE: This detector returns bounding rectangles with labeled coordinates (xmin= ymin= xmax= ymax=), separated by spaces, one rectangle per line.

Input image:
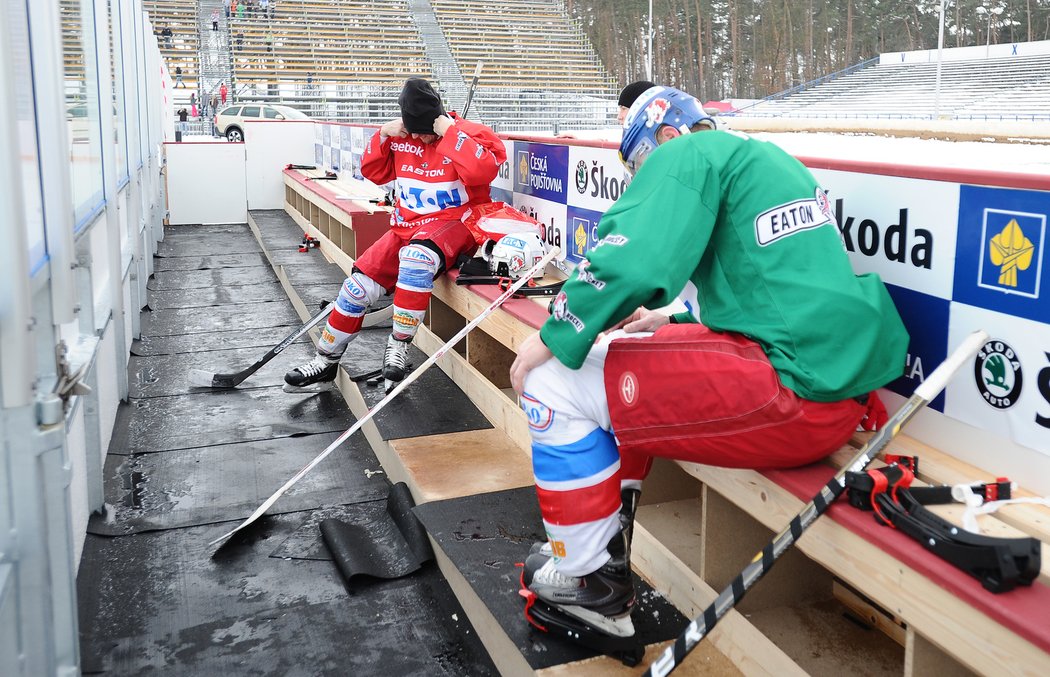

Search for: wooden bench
xmin=279 ymin=156 xmax=1050 ymax=675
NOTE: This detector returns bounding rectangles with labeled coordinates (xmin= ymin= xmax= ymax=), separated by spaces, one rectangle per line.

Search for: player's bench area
xmin=280 ymin=166 xmax=1050 ymax=675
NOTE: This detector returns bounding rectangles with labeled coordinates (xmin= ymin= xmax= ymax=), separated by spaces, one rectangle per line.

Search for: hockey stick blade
xmin=188 ymin=303 xmax=334 ymax=389
xmin=644 ymin=329 xmax=989 ymax=677
xmin=208 ymin=247 xmax=561 ymax=552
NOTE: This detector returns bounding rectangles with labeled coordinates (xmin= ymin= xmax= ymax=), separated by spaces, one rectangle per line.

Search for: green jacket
xmin=541 ymin=130 xmax=908 ymax=402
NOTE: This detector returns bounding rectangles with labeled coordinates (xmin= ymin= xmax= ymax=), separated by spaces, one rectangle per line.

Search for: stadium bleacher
xmin=738 ymin=50 xmax=1050 ymax=121
xmin=142 ymin=1 xmax=200 ymax=94
xmin=139 ymin=0 xmax=617 ymax=132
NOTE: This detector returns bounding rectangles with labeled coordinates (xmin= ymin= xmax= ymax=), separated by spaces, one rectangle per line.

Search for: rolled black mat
xmin=320 ymin=482 xmax=434 ymax=587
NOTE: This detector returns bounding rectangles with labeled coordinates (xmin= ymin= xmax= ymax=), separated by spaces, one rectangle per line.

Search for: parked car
xmin=214 ymin=103 xmax=310 ymax=142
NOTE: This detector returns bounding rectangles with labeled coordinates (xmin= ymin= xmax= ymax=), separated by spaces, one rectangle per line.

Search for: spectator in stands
xmin=260 ymin=0 xmax=270 ymax=16
xmin=174 ymin=66 xmax=185 ymax=88
xmin=237 ymin=2 xmax=245 ymax=19
xmin=219 ymin=82 xmax=228 ymax=105
xmin=265 ymin=30 xmax=274 ymax=52
xmin=285 ymin=78 xmax=508 ymax=394
xmin=509 ymin=86 xmax=908 ymax=640
xmin=160 ymin=25 xmax=173 ymax=48
xmin=235 ymin=33 xmax=244 ymax=49
xmin=211 ymin=9 xmax=220 ymax=31
xmin=176 ymin=108 xmax=188 ymax=141
xmin=224 ymin=0 xmax=231 ymax=18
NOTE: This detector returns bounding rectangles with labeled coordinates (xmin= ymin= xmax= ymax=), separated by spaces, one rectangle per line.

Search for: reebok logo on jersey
xmin=754 ymin=189 xmax=834 ymax=246
xmin=389 ymin=141 xmax=425 ymax=157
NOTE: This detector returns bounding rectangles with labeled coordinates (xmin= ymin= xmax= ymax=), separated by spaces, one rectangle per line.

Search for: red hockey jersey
xmin=361 ymin=113 xmax=507 ymax=230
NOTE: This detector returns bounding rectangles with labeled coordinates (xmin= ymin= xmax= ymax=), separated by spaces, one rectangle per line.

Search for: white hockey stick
xmin=208 ymin=246 xmax=561 ymax=549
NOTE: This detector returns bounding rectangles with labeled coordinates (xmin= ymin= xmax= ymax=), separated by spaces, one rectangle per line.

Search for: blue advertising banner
xmin=884 ymin=284 xmax=951 ymax=411
xmin=953 ymin=185 xmax=1049 ymax=324
xmin=564 ymin=205 xmax=606 ymax=263
xmin=514 ymin=143 xmax=569 ymax=204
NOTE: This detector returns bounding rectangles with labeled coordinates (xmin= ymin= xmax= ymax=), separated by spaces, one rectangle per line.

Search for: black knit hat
xmin=399 ymin=78 xmax=445 ymax=133
xmin=617 ymin=80 xmax=657 ymax=108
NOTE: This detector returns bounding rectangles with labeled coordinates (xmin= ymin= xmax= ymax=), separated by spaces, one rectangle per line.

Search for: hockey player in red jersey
xmin=286 ymin=78 xmax=507 ymax=391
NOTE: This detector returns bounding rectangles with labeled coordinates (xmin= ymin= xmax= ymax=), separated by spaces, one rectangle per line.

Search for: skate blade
xmin=557 ymin=605 xmax=636 ymax=638
xmin=282 ymin=381 xmax=337 ymax=394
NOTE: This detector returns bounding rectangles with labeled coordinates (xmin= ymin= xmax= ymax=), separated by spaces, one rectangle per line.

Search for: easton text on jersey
xmin=754 ymin=195 xmax=834 ymax=246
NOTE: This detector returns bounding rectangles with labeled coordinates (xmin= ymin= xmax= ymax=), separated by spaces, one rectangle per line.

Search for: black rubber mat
xmin=147 ymin=266 xmax=279 ymax=291
xmin=153 ymin=252 xmax=271 ymax=272
xmin=78 ymin=515 xmax=497 ymax=676
xmin=111 ymin=386 xmax=354 ymax=455
xmin=157 ymin=233 xmax=263 ymax=258
xmin=131 ymin=324 xmax=309 ymax=357
xmin=89 ymin=432 xmax=386 ymax=535
xmin=267 ymin=248 xmax=329 ymax=267
xmin=147 ymin=281 xmax=289 ymax=309
xmin=269 ymin=503 xmax=388 ymax=560
xmin=140 ymin=301 xmax=300 ymax=336
xmin=250 ymin=209 xmax=306 ymax=247
xmin=165 ymin=223 xmax=252 ymax=237
xmin=319 ymin=482 xmax=435 ymax=586
xmin=281 ymin=263 xmax=350 ymax=288
xmin=414 ymin=486 xmax=688 ymax=670
xmin=355 ymin=342 xmax=493 ymax=441
xmin=129 ymin=342 xmax=317 ymax=398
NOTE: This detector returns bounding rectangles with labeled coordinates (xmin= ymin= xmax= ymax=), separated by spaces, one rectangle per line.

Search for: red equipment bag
xmin=461 ymin=202 xmax=542 ymax=246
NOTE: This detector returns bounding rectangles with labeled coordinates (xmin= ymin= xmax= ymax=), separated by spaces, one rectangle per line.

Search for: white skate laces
xmin=383 ymin=336 xmax=410 ymax=377
xmin=297 ymin=354 xmax=336 ymax=378
xmin=531 ymin=558 xmax=579 ymax=588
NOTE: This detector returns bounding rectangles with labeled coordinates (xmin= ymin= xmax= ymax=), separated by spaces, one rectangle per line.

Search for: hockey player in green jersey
xmin=510 ymin=86 xmax=908 ymax=642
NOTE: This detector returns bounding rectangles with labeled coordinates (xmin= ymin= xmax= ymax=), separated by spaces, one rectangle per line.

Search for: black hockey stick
xmin=644 ymin=330 xmax=989 ymax=677
xmin=461 ymin=61 xmax=483 ymax=119
xmin=456 ymin=275 xmax=564 ymax=296
xmin=188 ymin=302 xmax=335 ymax=388
xmin=187 ymin=303 xmax=393 ymax=389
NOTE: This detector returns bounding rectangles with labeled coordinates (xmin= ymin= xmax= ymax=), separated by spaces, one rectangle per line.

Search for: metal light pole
xmin=934 ymin=0 xmax=946 ymax=119
xmin=647 ymin=0 xmax=653 ymax=80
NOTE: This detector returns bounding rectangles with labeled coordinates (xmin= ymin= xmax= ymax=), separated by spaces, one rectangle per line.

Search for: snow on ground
xmin=753 ymin=131 xmax=1050 ymax=175
xmin=551 ymin=126 xmax=1050 ymax=176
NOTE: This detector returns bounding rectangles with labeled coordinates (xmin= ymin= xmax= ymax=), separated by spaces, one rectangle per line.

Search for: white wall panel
xmin=165 ymin=142 xmax=247 ymax=224
xmin=243 ymin=120 xmax=315 ymax=210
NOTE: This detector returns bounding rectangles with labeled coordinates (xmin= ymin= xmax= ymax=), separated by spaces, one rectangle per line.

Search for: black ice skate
xmin=283 ymin=353 xmax=340 ymax=392
xmin=532 ymin=488 xmax=640 ymax=561
xmin=518 ymin=530 xmax=642 ymax=665
xmin=382 ymin=335 xmax=411 ymax=393
xmin=522 ymin=530 xmax=636 ymax=637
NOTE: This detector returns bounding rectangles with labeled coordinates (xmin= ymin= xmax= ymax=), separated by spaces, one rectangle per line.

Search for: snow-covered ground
xmin=755 ymin=131 xmax=1050 ymax=175
xmin=554 ymin=126 xmax=1050 ymax=176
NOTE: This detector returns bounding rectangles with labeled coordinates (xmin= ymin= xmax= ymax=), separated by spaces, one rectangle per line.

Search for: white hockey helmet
xmin=489 ymin=232 xmax=547 ymax=280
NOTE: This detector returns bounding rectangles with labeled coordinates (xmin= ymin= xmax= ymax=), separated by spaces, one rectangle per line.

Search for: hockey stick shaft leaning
xmin=208 ymin=247 xmax=562 ymax=549
xmin=645 ymin=329 xmax=989 ymax=677
xmin=461 ymin=61 xmax=483 ymax=119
